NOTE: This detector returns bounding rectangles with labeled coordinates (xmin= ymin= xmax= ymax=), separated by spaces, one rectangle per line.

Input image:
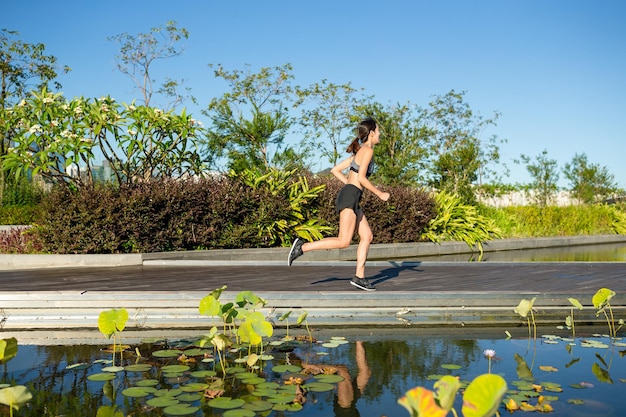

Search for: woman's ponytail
xmin=346 ymin=117 xmax=377 ymax=154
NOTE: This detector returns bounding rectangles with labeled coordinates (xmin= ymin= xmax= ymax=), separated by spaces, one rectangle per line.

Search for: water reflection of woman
xmin=333 ymin=340 xmax=371 ymax=417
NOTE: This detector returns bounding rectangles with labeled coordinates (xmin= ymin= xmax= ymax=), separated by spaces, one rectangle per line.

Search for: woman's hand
xmin=379 ymin=192 xmax=390 ymax=201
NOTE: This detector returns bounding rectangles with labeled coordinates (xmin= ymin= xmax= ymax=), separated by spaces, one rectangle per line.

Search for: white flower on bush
xmin=74 ymin=106 xmax=83 ymax=115
xmin=127 ymin=129 xmax=137 ymax=136
xmin=50 ymin=120 xmax=60 ymax=127
xmin=42 ymin=97 xmax=54 ymax=104
xmin=18 ymin=99 xmax=26 ymax=107
xmin=28 ymin=124 xmax=42 ymax=134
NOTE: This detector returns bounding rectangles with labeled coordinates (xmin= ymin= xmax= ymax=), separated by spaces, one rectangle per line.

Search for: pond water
xmin=2 ymin=327 xmax=625 ymax=416
xmin=416 ymin=242 xmax=626 ymax=262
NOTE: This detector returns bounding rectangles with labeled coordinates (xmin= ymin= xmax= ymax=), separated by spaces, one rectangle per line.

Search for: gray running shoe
xmin=350 ymin=276 xmax=376 ymax=291
xmin=288 ymin=237 xmax=304 ymax=266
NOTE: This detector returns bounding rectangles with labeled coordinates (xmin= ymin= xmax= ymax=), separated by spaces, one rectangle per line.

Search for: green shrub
xmin=0 ymin=205 xmax=40 ymax=225
xmin=27 ymin=174 xmax=437 ymax=254
xmin=491 ymin=204 xmax=624 ymax=237
xmin=422 ymin=191 xmax=502 ymax=253
xmin=308 ymin=175 xmax=435 ymax=244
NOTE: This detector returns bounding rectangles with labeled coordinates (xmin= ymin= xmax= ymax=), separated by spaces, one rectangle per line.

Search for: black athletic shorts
xmin=335 ymin=184 xmax=363 ymax=214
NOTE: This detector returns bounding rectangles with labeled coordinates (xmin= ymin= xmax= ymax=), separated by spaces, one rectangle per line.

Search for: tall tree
xmin=0 ymin=29 xmax=70 ymax=200
xmin=563 ymin=153 xmax=620 ymax=203
xmin=295 ymin=80 xmax=365 ymax=168
xmin=354 ymin=101 xmax=430 ymax=187
xmin=202 ymin=63 xmax=309 ymax=173
xmin=518 ymin=149 xmax=560 ymax=207
xmin=108 ymin=21 xmax=193 ymax=109
xmin=423 ymin=90 xmax=503 ymax=204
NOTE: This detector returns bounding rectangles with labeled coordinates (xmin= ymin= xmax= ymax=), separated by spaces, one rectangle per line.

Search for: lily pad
xmin=65 ymin=362 xmax=91 ymax=371
xmin=152 ymin=349 xmax=183 ymax=358
xmin=314 ymin=374 xmax=345 ymax=383
xmin=272 ymin=402 xmax=303 ymax=412
xmin=190 ymin=370 xmax=217 ymax=378
xmin=242 ymin=399 xmax=274 ymax=412
xmin=223 ymin=409 xmax=256 ymax=417
xmin=135 ymin=379 xmax=159 ymax=387
xmin=122 ymin=387 xmax=156 ymax=397
xmin=101 ymin=366 xmax=125 ymax=373
xmin=161 ymin=364 xmax=190 ymax=373
xmin=177 ymin=393 xmax=202 ymax=402
xmin=441 ymin=364 xmax=462 ymax=370
xmin=272 ymin=364 xmax=302 ymax=373
xmin=304 ymin=382 xmax=335 ymax=392
xmin=154 ymin=388 xmax=182 ymax=397
xmin=147 ymin=397 xmax=180 ymax=407
xmin=180 ymin=383 xmax=209 ymax=392
xmin=124 ymin=364 xmax=153 ymax=372
xmin=87 ymin=373 xmax=117 ymax=381
xmin=208 ymin=397 xmax=246 ymax=409
xmin=251 ymin=388 xmax=278 ymax=397
xmin=162 ymin=404 xmax=200 ymax=415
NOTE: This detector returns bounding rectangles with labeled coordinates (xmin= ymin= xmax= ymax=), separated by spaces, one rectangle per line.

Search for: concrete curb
xmin=2 ymin=234 xmax=624 ymax=270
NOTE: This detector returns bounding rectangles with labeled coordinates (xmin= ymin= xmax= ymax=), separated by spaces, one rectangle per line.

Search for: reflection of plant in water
xmin=514 ymin=297 xmax=537 ymax=340
xmin=398 ymin=373 xmax=507 ymax=417
xmin=0 ymin=338 xmax=32 ymax=417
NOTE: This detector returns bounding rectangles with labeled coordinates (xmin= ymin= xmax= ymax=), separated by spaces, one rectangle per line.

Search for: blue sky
xmin=4 ymin=0 xmax=626 ymax=187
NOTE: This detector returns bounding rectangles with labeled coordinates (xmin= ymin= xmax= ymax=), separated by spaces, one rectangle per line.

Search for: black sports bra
xmin=349 ymin=158 xmax=374 ymax=178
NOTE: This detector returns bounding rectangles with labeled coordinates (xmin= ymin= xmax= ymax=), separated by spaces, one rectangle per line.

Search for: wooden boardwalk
xmin=1 ymin=261 xmax=625 ymax=333
xmin=1 ymin=261 xmax=625 ymax=294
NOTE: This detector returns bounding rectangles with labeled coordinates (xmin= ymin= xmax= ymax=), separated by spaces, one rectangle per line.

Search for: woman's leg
xmin=302 ymin=209 xmax=356 ymax=252
xmin=354 ymin=211 xmax=373 ymax=278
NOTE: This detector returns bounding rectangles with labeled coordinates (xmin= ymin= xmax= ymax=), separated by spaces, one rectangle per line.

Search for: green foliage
xmin=422 ymin=191 xmax=502 ymax=254
xmin=2 ymin=176 xmax=44 ymax=206
xmin=0 ymin=338 xmax=18 ymax=364
xmin=202 ymin=64 xmax=307 ymax=172
xmin=108 ymin=20 xmax=191 ymax=108
xmin=424 ymin=90 xmax=504 ymax=205
xmin=398 ymin=373 xmax=507 ymax=417
xmin=563 ymin=153 xmax=620 ymax=203
xmin=3 ymin=89 xmax=205 ymax=188
xmin=295 ymin=80 xmax=364 ymax=166
xmin=237 ymin=167 xmax=332 ymax=245
xmin=0 ymin=206 xmax=38 ymax=225
xmin=355 ymin=101 xmax=430 ymax=187
xmin=311 ymin=175 xmax=436 ymax=244
xmin=517 ymin=149 xmax=560 ymax=207
xmin=592 ymin=288 xmax=618 ymax=338
xmin=485 ymin=204 xmax=626 ymax=237
xmin=514 ymin=297 xmax=537 ymax=340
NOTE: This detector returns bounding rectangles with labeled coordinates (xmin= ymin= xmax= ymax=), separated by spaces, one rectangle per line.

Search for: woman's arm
xmin=356 ymin=147 xmax=390 ymax=201
xmin=330 ymin=156 xmax=352 ymax=185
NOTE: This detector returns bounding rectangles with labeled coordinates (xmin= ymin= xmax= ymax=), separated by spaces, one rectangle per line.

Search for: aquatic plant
xmin=296 ymin=310 xmax=313 ymax=342
xmin=566 ymin=297 xmax=584 ymax=339
xmin=514 ymin=297 xmax=537 ymax=340
xmin=278 ymin=311 xmax=293 ymax=339
xmin=592 ymin=288 xmax=619 ymax=338
xmin=97 ymin=308 xmax=128 ymax=370
xmin=483 ymin=349 xmax=496 ymax=374
xmin=398 ymin=373 xmax=507 ymax=417
xmin=0 ymin=338 xmax=32 ymax=417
